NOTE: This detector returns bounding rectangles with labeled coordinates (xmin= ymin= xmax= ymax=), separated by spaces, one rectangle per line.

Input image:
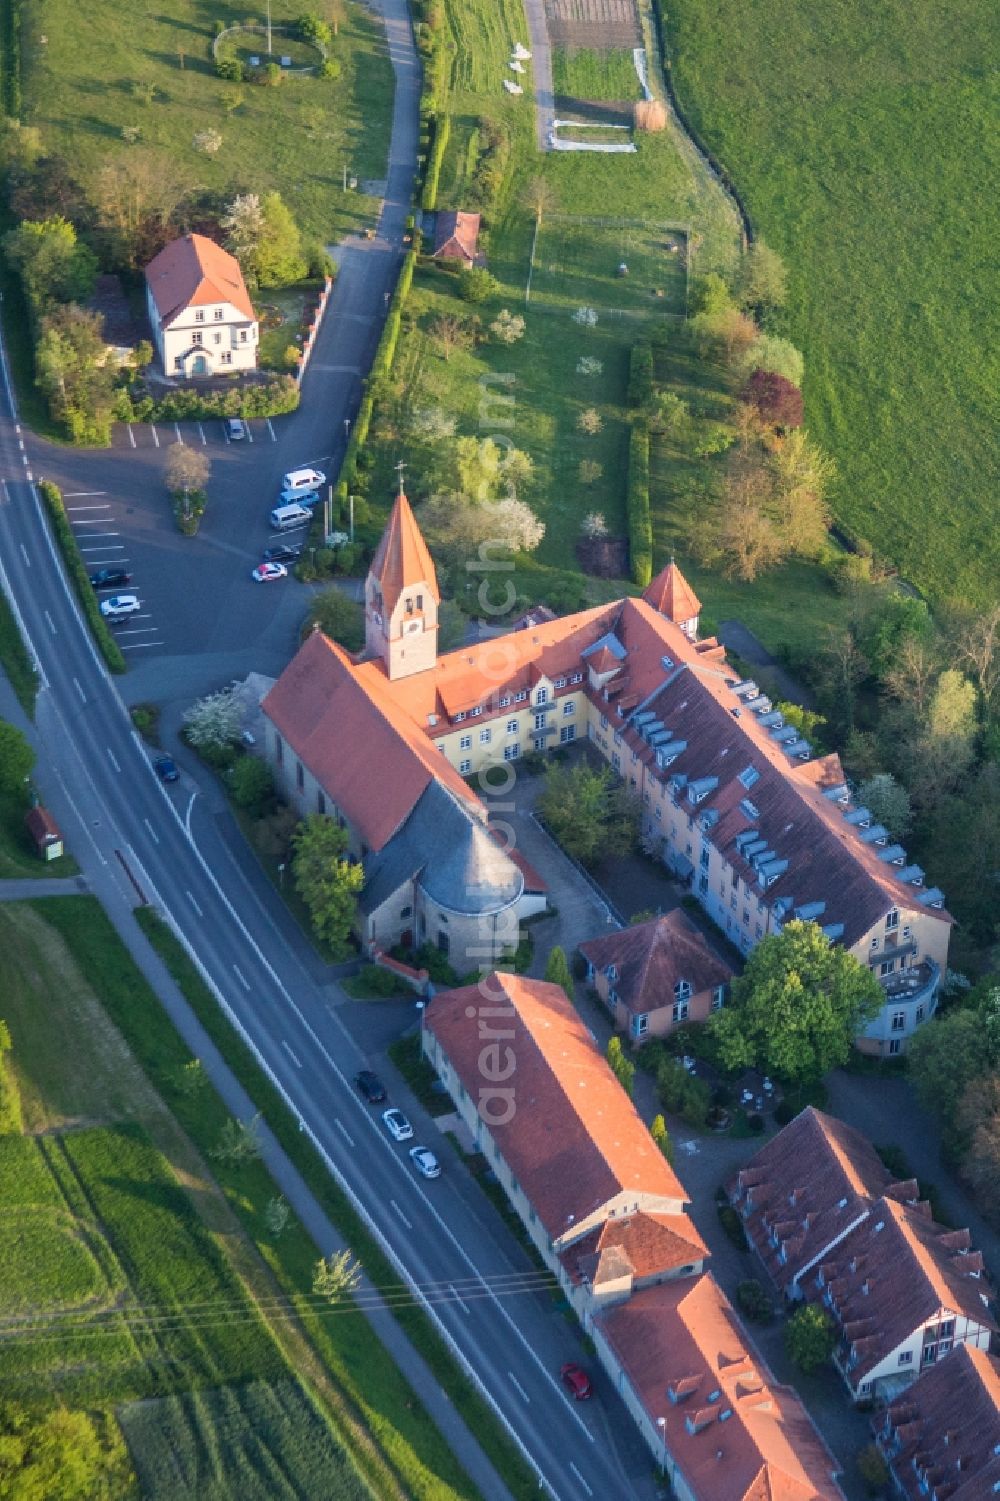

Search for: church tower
xmin=364 ymin=475 xmax=439 ymax=680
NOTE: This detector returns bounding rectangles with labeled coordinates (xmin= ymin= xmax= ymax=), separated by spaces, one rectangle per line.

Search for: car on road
xmin=559 ymin=1364 xmax=593 ymax=1401
xmin=354 ymin=1070 xmax=386 ymax=1104
xmin=262 ymin=544 xmax=302 ymax=565
xmin=226 ymin=418 xmax=247 ymax=441
xmin=100 ymin=593 xmax=141 ymax=620
xmin=278 ymin=487 xmax=321 ymax=508
xmin=408 ymin=1146 xmax=441 ymax=1179
xmin=381 ymin=1108 xmax=413 ymax=1142
xmin=89 ymin=568 xmax=131 ymax=590
xmin=153 ymin=755 xmax=179 ymax=782
xmin=251 ymin=562 xmax=288 ymax=583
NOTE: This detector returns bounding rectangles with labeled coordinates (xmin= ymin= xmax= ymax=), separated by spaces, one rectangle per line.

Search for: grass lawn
xmin=551 ymin=48 xmax=642 ymax=102
xmin=0 ymin=590 xmax=39 ymax=718
xmin=256 ymin=278 xmax=327 ymax=370
xmin=22 ymin=0 xmax=394 ymax=246
xmin=0 ymin=788 xmax=78 ymax=878
xmin=660 ymin=0 xmax=1000 ymax=607
xmin=530 ymin=214 xmax=687 ymax=312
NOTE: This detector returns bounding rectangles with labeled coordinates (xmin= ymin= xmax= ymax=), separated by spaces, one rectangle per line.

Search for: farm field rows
xmin=660 ymin=0 xmax=1000 ymax=607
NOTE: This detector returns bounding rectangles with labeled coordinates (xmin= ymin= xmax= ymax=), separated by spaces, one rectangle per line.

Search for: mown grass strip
xmin=38 ymin=481 xmax=126 ymax=673
xmin=0 ymin=586 xmax=39 ymax=718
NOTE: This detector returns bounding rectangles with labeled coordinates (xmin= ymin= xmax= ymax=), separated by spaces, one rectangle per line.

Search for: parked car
xmin=252 ymin=562 xmax=288 ymax=583
xmin=226 ymin=418 xmax=247 ymax=441
xmin=278 ymin=486 xmax=321 ymax=508
xmin=262 ymin=544 xmax=302 ymax=565
xmin=89 ymin=567 xmax=131 ymax=589
xmin=354 ymin=1070 xmax=386 ymax=1104
xmin=100 ymin=593 xmax=141 ymax=619
xmin=153 ymin=755 xmax=179 ymax=783
xmin=559 ymin=1364 xmax=593 ymax=1401
xmin=408 ymin=1146 xmax=441 ymax=1180
xmin=381 ymin=1108 xmax=413 ymax=1143
xmin=282 ymin=466 xmax=325 ymax=494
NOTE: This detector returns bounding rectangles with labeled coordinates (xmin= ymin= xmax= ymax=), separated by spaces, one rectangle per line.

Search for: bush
xmin=736 ymin=1279 xmax=772 ymax=1322
xmin=856 ymin=1443 xmax=890 ymax=1497
xmin=421 ymin=112 xmax=450 ymax=210
xmin=303 ymin=589 xmax=365 ymax=652
xmin=353 ymin=964 xmax=408 ymax=998
xmin=130 ymin=703 xmax=160 ymax=742
xmin=172 ymin=489 xmax=207 ymax=535
xmin=458 ymin=267 xmax=499 ymax=304
xmin=627 ymin=341 xmax=653 ymax=409
xmin=216 ymin=57 xmax=246 ymax=82
xmin=627 ymin=422 xmax=653 ymax=587
xmin=318 ymin=59 xmax=341 ymax=81
xmin=122 ymin=375 xmax=300 ymax=425
xmin=39 ymin=481 xmax=126 ymax=673
xmin=228 ymin=756 xmax=274 ymax=816
xmin=717 ymin=1203 xmax=748 ymax=1250
xmin=657 ymin=1057 xmax=711 ymax=1126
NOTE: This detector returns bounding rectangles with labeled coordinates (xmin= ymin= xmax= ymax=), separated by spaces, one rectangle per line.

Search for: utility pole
xmin=343 ymin=162 xmax=348 ymax=192
xmin=266 ymin=0 xmax=272 ymax=56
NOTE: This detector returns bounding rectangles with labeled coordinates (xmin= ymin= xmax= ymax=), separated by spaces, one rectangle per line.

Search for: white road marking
xmin=72 ymin=677 xmax=86 ymax=703
xmin=127 ymin=424 xmax=136 ymax=448
xmin=232 ymin=963 xmax=251 ymax=991
xmin=63 ymin=491 xmax=107 ymax=498
xmin=389 ymin=1199 xmax=413 ymax=1231
xmin=150 ymin=425 xmax=160 ymax=448
xmin=69 ymin=518 xmax=114 ymax=525
xmin=197 ymin=422 xmax=206 ymax=445
xmin=106 ymin=747 xmax=121 ymax=773
xmin=79 ymin=543 xmax=126 ymax=552
xmin=449 ymin=1283 xmax=470 ymax=1314
xmin=43 ymin=609 xmax=56 ymax=635
xmin=18 ymin=543 xmax=29 ymax=567
xmin=66 ymin=503 xmax=110 ymax=511
xmin=25 ymin=468 xmax=33 ymax=482
xmin=265 ymin=418 xmax=277 ymax=442
xmin=120 ymin=641 xmax=163 ymax=650
xmin=246 ymin=424 xmax=254 ymax=443
xmin=509 ymin=1372 xmax=530 ymax=1403
xmin=174 ymin=423 xmax=183 ymax=445
xmin=143 ymin=817 xmax=160 ymax=844
xmin=185 ymin=889 xmax=204 ymax=917
xmin=281 ymin=1040 xmax=302 ymax=1069
xmin=333 ymin=1119 xmax=355 ymax=1148
xmin=569 ymin=1462 xmax=593 ymax=1496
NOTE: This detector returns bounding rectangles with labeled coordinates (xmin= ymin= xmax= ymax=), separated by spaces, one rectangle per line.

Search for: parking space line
xmin=197 ymin=422 xmax=206 ymax=445
xmin=266 ymin=418 xmax=277 ymax=442
xmin=174 ymin=423 xmax=184 ymax=445
xmin=63 ymin=491 xmax=107 ymax=498
xmin=80 ymin=546 xmax=126 ymax=555
xmin=121 ymin=641 xmax=163 ymax=650
xmin=150 ymin=425 xmax=160 ymax=448
xmin=127 ymin=424 xmax=136 ymax=448
xmin=246 ymin=425 xmax=254 ymax=443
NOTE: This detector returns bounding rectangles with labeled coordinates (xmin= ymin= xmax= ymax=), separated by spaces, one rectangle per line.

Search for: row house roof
xmin=579 ymin=908 xmax=732 ymax=1017
xmin=144 ymin=233 xmax=254 ymax=326
xmin=561 ymin=1211 xmax=708 ymax=1289
xmin=879 ymin=1343 xmax=1000 ymax=1500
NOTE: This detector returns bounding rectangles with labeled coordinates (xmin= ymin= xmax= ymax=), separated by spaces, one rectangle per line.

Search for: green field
xmin=552 ymin=48 xmax=641 ymax=102
xmin=529 ymin=215 xmax=687 ymax=312
xmin=660 ymin=0 xmax=1000 ymax=606
xmin=23 ymin=0 xmax=394 ymax=246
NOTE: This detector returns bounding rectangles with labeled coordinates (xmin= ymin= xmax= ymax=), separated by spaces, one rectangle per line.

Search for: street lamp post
xmin=277 ymin=861 xmax=285 ymax=889
xmin=343 ymin=417 xmax=350 ymax=441
xmin=656 ymin=1416 xmax=668 ymax=1480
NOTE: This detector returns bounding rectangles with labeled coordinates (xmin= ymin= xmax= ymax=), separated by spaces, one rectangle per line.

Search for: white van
xmin=269 ymin=502 xmax=312 ymax=532
xmin=282 ymin=467 xmax=326 ymax=494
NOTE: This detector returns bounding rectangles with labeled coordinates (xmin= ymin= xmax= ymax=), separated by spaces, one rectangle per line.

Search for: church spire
xmin=364 ymin=479 xmax=440 ymax=679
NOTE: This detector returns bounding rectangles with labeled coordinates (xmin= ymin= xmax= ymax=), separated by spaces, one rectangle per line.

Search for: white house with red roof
xmin=144 ymin=233 xmax=258 ymax=378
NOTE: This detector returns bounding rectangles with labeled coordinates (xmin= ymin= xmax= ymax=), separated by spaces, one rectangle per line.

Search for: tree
xmin=221 ymin=191 xmax=265 ymax=268
xmin=690 ymin=272 xmax=732 ymax=318
xmin=581 ymin=511 xmax=607 ymax=538
xmin=304 ymin=590 xmax=365 ymax=651
xmin=784 ymin=1304 xmax=835 ymax=1373
xmin=606 ymin=1036 xmax=635 ymax=1097
xmin=299 ymin=11 xmax=333 ymax=45
xmin=856 ymin=1444 xmax=890 ymax=1497
xmin=229 ymin=756 xmax=274 ymax=815
xmin=775 ymin=701 xmax=827 ymax=747
xmin=650 ymin=1113 xmax=674 ymax=1163
xmin=880 ymin=632 xmax=941 ymax=718
xmin=741 ymin=369 xmax=803 ymax=430
xmin=737 ymin=240 xmax=787 ymax=316
xmin=291 ymin=814 xmax=364 ymax=956
xmin=92 ymin=149 xmax=186 ymax=268
xmin=0 ymin=720 xmax=35 ymax=795
xmin=856 ymin=772 xmax=910 ymax=837
xmin=410 ymin=406 xmax=457 ymax=442
xmin=957 ymin=1077 xmax=1000 ymax=1212
xmin=0 ymin=1401 xmax=106 ymax=1498
xmin=648 ymin=391 xmax=690 ymax=439
xmin=919 ymin=763 xmax=1000 ymax=946
xmin=928 ymin=668 xmax=977 ymax=740
xmin=953 ymin=602 xmax=1000 ymax=711
xmin=254 ymin=192 xmax=308 ymax=288
xmin=265 ymin=1195 xmax=291 ymax=1237
xmin=907 ymin=1009 xmax=985 ymax=1126
xmin=710 ymin=921 xmax=884 ymax=1085
xmin=458 ymin=266 xmax=499 ymax=303
xmin=543 ymin=946 xmax=574 ymax=1003
xmin=312 ymin=1248 xmax=363 ymax=1302
xmin=212 ymin=1114 xmax=264 ymax=1164
xmin=490 ymin=309 xmax=525 ymax=344
xmin=715 ymin=449 xmax=784 ymax=582
xmin=578 ymin=459 xmax=602 ymax=487
xmin=770 ymin=429 xmax=833 ymax=558
xmin=736 ymin=1279 xmax=772 ymax=1322
xmin=691 ymin=305 xmax=759 ymax=366
xmin=537 ymin=762 xmax=638 ymax=866
xmin=192 ymin=128 xmax=223 ymax=155
xmin=35 ymin=305 xmax=116 ymax=445
xmin=176 ymin=1058 xmax=207 ymax=1096
xmin=165 ymin=444 xmax=210 ymax=500
xmin=523 ymin=175 xmax=558 ymax=222
xmin=2 ymin=216 xmax=98 ymax=310
xmin=858 ymin=593 xmax=933 ymax=681
xmin=577 ymin=407 xmax=602 ymax=435
xmin=438 ymin=436 xmax=534 ymax=502
xmin=740 ymin=334 xmax=803 ymax=388
xmin=419 ymin=494 xmax=545 ymax=556
xmin=183 ymin=685 xmax=243 ymax=748
xmin=431 ymin=312 xmax=474 ymax=362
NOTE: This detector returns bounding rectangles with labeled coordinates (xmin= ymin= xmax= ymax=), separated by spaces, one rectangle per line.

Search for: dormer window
xmin=605 ymin=964 xmax=618 ymax=981
xmin=554 ymin=676 xmax=566 ymax=688
xmin=499 ymin=696 xmax=511 ymax=708
xmin=469 ymin=706 xmax=482 ymax=717
xmin=454 ymin=711 xmax=466 ymax=723
xmin=514 ymin=690 xmax=527 ymax=703
xmin=738 ymin=766 xmax=760 ymax=791
xmin=570 ymin=672 xmax=582 ymax=684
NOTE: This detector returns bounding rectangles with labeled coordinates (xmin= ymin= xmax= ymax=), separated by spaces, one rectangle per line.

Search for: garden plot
xmin=544 ymin=0 xmax=641 ymax=49
xmin=529 ymin=215 xmax=688 ymax=315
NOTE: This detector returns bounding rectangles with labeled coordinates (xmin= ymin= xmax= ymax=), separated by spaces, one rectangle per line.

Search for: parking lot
xmin=112 ymin=416 xmax=281 ymax=453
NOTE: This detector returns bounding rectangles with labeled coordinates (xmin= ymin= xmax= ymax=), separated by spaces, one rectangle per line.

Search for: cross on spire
xmin=394 ymin=459 xmax=407 ymax=497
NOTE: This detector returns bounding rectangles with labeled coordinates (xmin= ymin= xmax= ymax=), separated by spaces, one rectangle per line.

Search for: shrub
xmin=318 ymin=58 xmax=341 ymax=81
xmin=38 ymin=481 xmax=126 ymax=672
xmin=717 ymin=1203 xmax=748 ymax=1250
xmin=130 ymin=703 xmax=160 ymax=742
xmin=785 ymin=1304 xmax=836 ymax=1372
xmin=228 ymin=756 xmax=274 ymax=816
xmin=354 ymin=964 xmax=407 ymax=998
xmin=216 ymin=57 xmax=245 ymax=81
xmin=736 ymin=1279 xmax=772 ymax=1322
xmin=856 ymin=1443 xmax=890 ymax=1496
xmin=627 ymin=422 xmax=652 ymax=587
xmin=657 ymin=1057 xmax=711 ymax=1126
xmin=458 ymin=267 xmax=499 ymax=303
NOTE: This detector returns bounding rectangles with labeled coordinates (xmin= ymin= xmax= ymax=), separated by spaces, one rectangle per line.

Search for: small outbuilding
xmin=24 ymin=806 xmax=64 ymax=862
xmin=431 ymin=211 xmax=481 ymax=264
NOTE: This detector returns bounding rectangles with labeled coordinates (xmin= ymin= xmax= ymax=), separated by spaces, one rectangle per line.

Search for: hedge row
xmin=114 ymin=374 xmax=300 ymax=425
xmin=627 ymin=340 xmax=653 ymax=409
xmin=337 ymin=250 xmax=416 ymax=495
xmin=420 ymin=112 xmax=450 ymax=212
xmin=627 ymin=422 xmax=653 ymax=588
xmin=0 ymin=0 xmax=22 ymax=117
xmin=39 ymin=481 xmax=127 ymax=673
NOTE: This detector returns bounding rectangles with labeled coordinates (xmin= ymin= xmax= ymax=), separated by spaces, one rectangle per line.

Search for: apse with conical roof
xmin=643 ymin=558 xmax=701 ymax=640
xmin=364 ymin=476 xmax=440 ymax=680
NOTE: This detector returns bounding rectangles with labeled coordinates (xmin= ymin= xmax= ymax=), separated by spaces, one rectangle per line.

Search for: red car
xmin=560 ymin=1363 xmax=593 ymax=1400
xmin=252 ymin=561 xmax=288 ymax=583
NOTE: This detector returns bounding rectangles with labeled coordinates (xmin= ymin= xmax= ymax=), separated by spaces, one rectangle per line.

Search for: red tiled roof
xmin=144 ymin=233 xmax=254 ymax=325
xmin=369 ymin=490 xmax=440 ymax=616
xmin=424 ymin=973 xmax=689 ymax=1240
xmin=432 ymin=210 xmax=481 ymax=261
xmin=261 ymin=630 xmax=478 ymax=852
xmin=879 ymin=1344 xmax=1000 ymax=1501
xmin=643 ymin=560 xmax=701 ymax=623
xmin=598 ymin=1276 xmax=843 ymax=1501
xmin=562 ymin=1211 xmax=707 ymax=1286
xmin=579 ymin=909 xmax=732 ymax=1016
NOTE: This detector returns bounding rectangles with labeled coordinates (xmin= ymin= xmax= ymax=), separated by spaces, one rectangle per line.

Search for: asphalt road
xmin=0 ymin=2 xmax=655 ymax=1496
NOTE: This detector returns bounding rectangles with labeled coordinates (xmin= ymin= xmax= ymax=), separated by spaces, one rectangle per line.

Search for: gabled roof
xmin=562 ymin=1211 xmax=708 ymax=1287
xmin=579 ymin=909 xmax=732 ymax=1016
xmin=424 ymin=973 xmax=689 ymax=1240
xmin=820 ymin=1196 xmax=995 ymax=1383
xmin=881 ymin=1344 xmax=1000 ymax=1500
xmin=432 ymin=210 xmax=481 ymax=261
xmin=730 ymin=1107 xmax=914 ymax=1292
xmin=643 ymin=559 xmax=701 ymax=623
xmin=598 ymin=1275 xmax=843 ymax=1501
xmin=261 ymin=630 xmax=477 ymax=852
xmin=369 ymin=490 xmax=440 ymax=616
xmin=144 ymin=233 xmax=254 ymax=325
